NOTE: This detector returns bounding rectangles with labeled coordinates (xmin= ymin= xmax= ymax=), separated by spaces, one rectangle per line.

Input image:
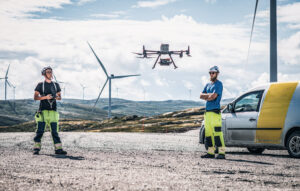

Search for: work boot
xmin=216 ymin=154 xmax=226 ymax=159
xmin=33 ymin=149 xmax=40 ymax=155
xmin=201 ymin=153 xmax=215 ymax=158
xmin=55 ymin=149 xmax=67 ymax=155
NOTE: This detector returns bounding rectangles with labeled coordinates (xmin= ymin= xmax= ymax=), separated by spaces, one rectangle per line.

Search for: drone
xmin=133 ymin=44 xmax=191 ymax=69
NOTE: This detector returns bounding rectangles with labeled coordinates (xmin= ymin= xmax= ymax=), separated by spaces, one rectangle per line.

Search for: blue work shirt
xmin=202 ymin=80 xmax=223 ymax=111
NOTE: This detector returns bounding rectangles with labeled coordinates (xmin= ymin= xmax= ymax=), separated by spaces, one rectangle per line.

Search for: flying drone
xmin=133 ymin=44 xmax=191 ymax=69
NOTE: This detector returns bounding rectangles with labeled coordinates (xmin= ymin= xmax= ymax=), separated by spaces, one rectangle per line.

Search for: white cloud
xmin=204 ymin=0 xmax=216 ymax=4
xmin=132 ymin=0 xmax=176 ymax=8
xmin=0 ymin=0 xmax=72 ymax=18
xmin=77 ymin=0 xmax=95 ymax=6
xmin=91 ymin=11 xmax=127 ymax=19
xmin=254 ymin=2 xmax=300 ymax=29
xmin=91 ymin=13 xmax=120 ymax=19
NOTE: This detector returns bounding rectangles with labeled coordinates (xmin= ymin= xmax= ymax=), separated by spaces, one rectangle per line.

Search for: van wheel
xmin=247 ymin=148 xmax=265 ymax=154
xmin=287 ymin=131 xmax=300 ymax=158
xmin=204 ymin=138 xmax=218 ymax=154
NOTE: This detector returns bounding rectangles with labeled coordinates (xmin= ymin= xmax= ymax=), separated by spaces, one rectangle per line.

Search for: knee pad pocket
xmin=37 ymin=122 xmax=45 ymax=133
xmin=206 ymin=136 xmax=213 ymax=147
xmin=50 ymin=122 xmax=58 ymax=132
xmin=214 ymin=136 xmax=222 ymax=147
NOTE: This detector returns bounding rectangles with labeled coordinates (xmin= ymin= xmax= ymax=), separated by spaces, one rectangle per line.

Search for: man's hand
xmin=45 ymin=94 xmax=53 ymax=100
xmin=55 ymin=92 xmax=62 ymax=100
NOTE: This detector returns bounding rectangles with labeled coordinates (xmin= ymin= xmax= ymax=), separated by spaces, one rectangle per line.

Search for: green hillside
xmin=0 ymin=98 xmax=205 ymax=127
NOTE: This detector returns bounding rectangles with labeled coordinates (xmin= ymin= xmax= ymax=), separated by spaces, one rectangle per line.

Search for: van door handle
xmin=249 ymin=118 xmax=256 ymax=122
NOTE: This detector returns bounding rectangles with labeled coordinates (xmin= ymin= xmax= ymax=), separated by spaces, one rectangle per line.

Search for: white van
xmin=199 ymin=81 xmax=300 ymax=158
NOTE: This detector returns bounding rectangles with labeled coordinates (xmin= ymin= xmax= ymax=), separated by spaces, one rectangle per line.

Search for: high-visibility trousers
xmin=204 ymin=111 xmax=226 ymax=155
xmin=33 ymin=110 xmax=63 ymax=150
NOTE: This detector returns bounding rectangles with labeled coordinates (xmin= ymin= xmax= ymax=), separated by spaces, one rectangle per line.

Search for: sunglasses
xmin=209 ymin=72 xmax=216 ymax=75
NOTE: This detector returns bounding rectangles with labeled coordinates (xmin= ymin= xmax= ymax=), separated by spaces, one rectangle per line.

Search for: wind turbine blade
xmin=93 ymin=78 xmax=108 ymax=108
xmin=87 ymin=42 xmax=109 ymax=78
xmin=5 ymin=64 xmax=10 ymax=78
xmin=112 ymin=74 xmax=141 ymax=79
xmin=247 ymin=0 xmax=259 ymax=63
xmin=53 ymin=75 xmax=58 ymax=82
xmin=7 ymin=80 xmax=12 ymax=87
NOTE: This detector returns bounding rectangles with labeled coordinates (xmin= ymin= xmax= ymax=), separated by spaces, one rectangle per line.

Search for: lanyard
xmin=43 ymin=81 xmax=57 ymax=109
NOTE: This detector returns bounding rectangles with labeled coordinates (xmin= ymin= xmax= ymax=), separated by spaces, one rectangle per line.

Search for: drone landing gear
xmin=169 ymin=54 xmax=178 ymax=69
xmin=152 ymin=53 xmax=161 ymax=69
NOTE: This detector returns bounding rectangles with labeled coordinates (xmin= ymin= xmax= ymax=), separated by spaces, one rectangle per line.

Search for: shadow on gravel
xmin=226 ymin=159 xmax=273 ymax=165
xmin=45 ymin=154 xmax=85 ymax=160
xmin=226 ymin=151 xmax=290 ymax=159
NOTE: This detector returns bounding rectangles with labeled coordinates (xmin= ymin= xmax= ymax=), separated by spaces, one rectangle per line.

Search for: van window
xmin=234 ymin=91 xmax=263 ymax=112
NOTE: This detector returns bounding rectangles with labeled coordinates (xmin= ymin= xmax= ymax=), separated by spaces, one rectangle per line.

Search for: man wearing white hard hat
xmin=200 ymin=66 xmax=226 ymax=159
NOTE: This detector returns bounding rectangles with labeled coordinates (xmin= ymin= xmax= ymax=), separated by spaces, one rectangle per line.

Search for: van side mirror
xmin=228 ymin=103 xmax=235 ymax=113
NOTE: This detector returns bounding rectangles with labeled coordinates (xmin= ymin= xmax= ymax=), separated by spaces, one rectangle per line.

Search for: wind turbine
xmin=53 ymin=75 xmax=66 ymax=97
xmin=87 ymin=42 xmax=141 ymax=118
xmin=0 ymin=64 xmax=12 ymax=100
xmin=248 ymin=0 xmax=277 ymax=82
xmin=80 ymin=84 xmax=86 ymax=100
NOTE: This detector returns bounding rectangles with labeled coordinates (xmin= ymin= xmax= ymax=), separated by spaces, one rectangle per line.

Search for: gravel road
xmin=0 ymin=130 xmax=300 ymax=190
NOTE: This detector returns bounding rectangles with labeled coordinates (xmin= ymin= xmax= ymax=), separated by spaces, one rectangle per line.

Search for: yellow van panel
xmin=256 ymin=82 xmax=298 ymax=144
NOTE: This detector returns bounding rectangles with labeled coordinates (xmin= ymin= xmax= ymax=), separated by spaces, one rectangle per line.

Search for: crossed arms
xmin=200 ymin=93 xmax=218 ymax=101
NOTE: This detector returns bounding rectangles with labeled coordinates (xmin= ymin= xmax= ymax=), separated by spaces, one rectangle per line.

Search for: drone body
xmin=133 ymin=44 xmax=191 ymax=69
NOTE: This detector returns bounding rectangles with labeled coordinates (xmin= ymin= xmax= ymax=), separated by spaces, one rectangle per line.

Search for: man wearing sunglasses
xmin=33 ymin=66 xmax=67 ymax=155
xmin=200 ymin=66 xmax=225 ymax=159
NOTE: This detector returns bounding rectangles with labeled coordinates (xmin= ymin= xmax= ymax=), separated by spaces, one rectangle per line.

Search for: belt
xmin=205 ymin=109 xmax=221 ymax=114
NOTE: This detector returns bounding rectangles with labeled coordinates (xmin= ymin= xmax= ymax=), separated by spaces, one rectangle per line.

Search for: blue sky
xmin=0 ymin=0 xmax=300 ymax=101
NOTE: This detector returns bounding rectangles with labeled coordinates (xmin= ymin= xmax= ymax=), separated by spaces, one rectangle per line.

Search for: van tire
xmin=287 ymin=131 xmax=300 ymax=158
xmin=247 ymin=148 xmax=265 ymax=154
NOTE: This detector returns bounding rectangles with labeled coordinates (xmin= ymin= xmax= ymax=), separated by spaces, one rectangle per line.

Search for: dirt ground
xmin=0 ymin=130 xmax=300 ymax=191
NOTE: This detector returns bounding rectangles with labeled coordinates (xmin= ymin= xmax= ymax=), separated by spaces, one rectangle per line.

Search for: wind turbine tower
xmin=249 ymin=0 xmax=278 ymax=82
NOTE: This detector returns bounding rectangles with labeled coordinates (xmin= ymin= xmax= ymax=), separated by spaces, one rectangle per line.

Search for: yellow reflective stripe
xmin=208 ymin=147 xmax=215 ymax=155
xmin=256 ymin=82 xmax=298 ymax=143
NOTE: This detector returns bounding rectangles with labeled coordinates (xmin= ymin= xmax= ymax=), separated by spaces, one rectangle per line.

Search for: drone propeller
xmin=132 ymin=52 xmax=143 ymax=55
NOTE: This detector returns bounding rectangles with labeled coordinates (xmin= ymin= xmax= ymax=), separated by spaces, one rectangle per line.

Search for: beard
xmin=210 ymin=76 xmax=217 ymax=81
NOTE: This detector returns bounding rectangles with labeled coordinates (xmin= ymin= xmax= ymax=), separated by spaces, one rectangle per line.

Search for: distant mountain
xmin=65 ymin=98 xmax=205 ymax=116
xmin=0 ymin=98 xmax=205 ymax=126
